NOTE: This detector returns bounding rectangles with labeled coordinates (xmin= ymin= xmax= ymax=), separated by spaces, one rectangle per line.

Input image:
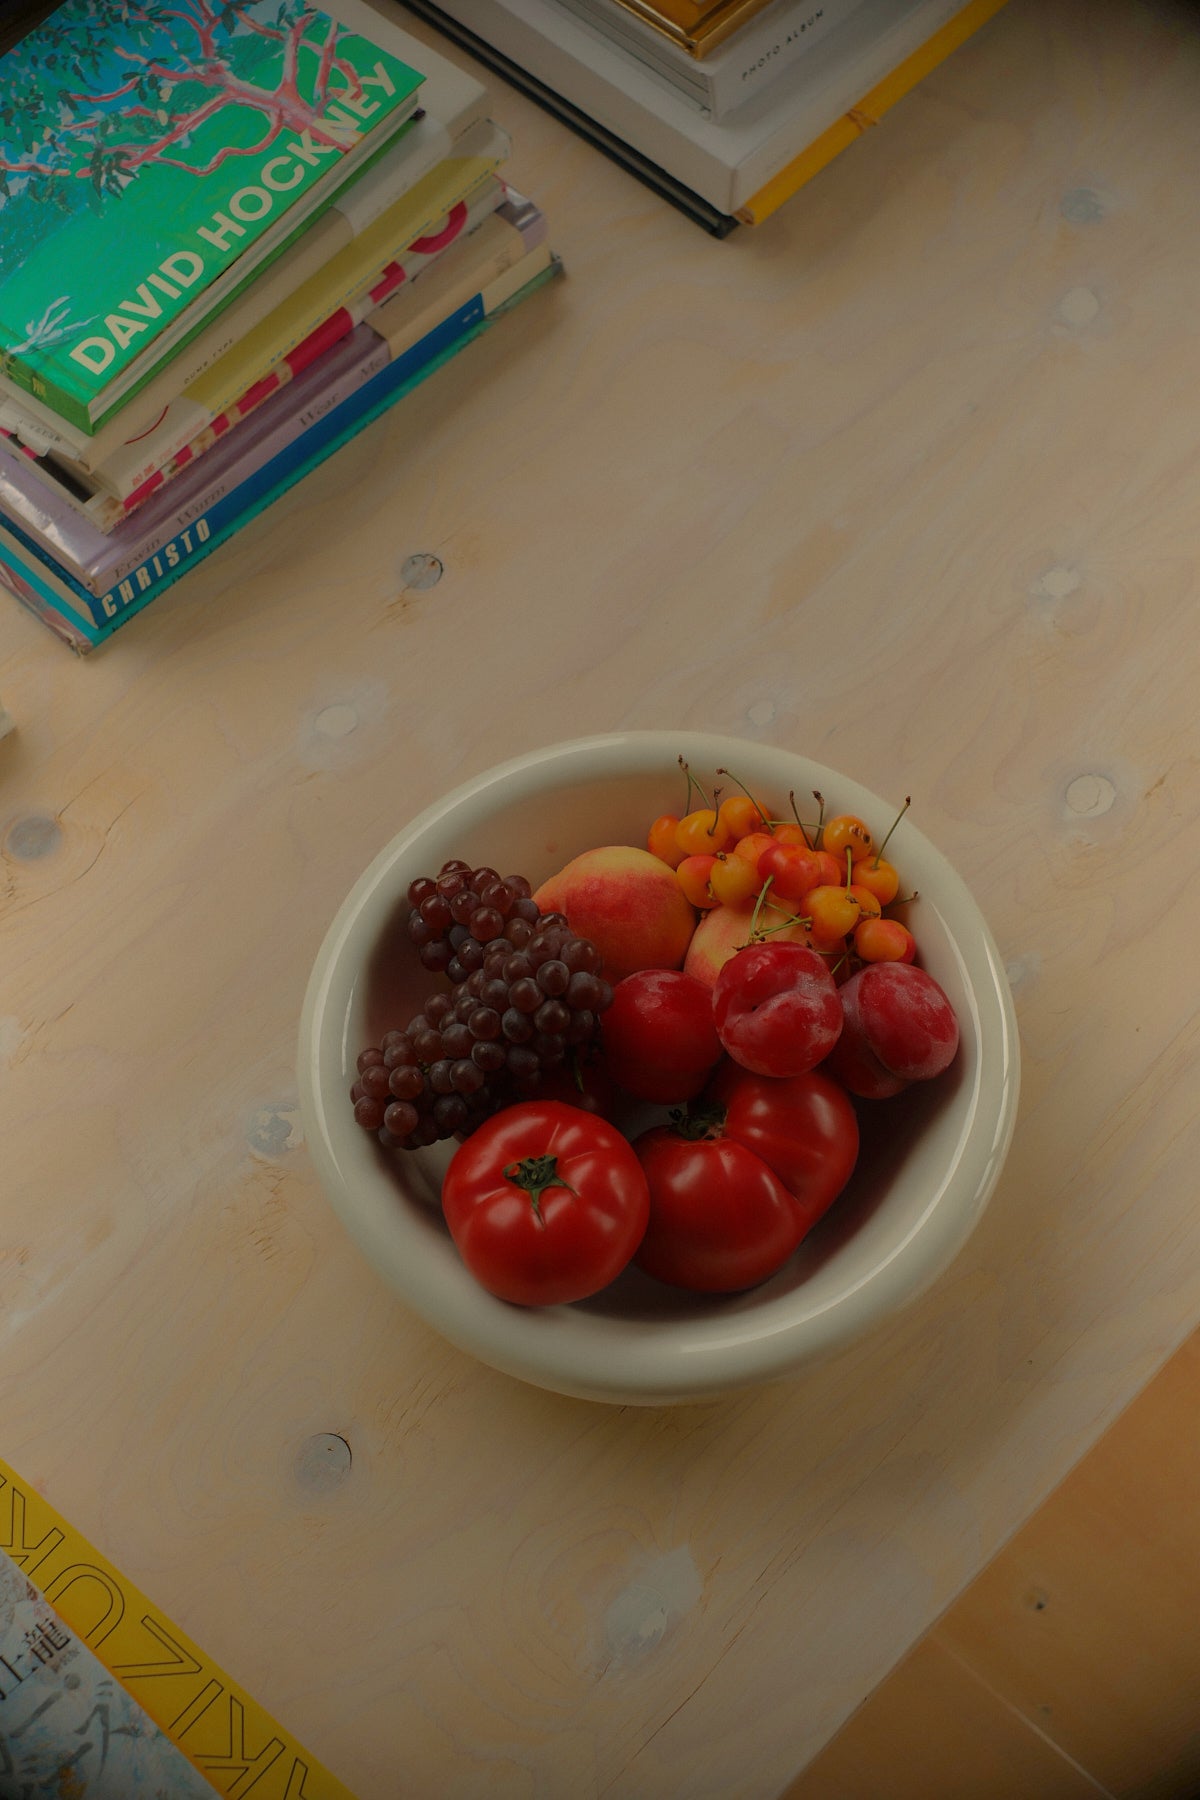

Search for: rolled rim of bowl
xmin=297 ymin=730 xmax=1021 ymax=1404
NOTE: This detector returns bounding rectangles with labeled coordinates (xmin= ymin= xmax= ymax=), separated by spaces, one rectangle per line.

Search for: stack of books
xmin=398 ymin=0 xmax=1009 ymax=233
xmin=0 ymin=0 xmax=560 ymax=652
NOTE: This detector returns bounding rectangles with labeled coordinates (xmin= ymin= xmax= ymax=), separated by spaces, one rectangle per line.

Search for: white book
xmin=413 ymin=0 xmax=969 ymax=214
xmin=553 ymin=0 xmax=869 ymax=121
xmin=0 ymin=0 xmax=490 ymax=463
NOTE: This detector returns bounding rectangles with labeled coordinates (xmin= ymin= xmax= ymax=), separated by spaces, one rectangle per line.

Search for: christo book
xmin=0 ymin=0 xmax=423 ymax=433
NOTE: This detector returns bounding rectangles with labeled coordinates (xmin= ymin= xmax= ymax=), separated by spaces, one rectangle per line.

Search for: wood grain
xmin=3 ymin=0 xmax=1200 ymax=1794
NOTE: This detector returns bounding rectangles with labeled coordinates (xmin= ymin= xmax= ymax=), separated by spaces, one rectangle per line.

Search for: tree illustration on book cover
xmin=0 ymin=0 xmax=423 ymax=429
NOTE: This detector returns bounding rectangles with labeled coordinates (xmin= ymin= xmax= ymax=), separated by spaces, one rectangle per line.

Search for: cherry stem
xmin=503 ymin=1153 xmax=577 ymax=1225
xmin=677 ymin=756 xmax=712 ymax=815
xmin=889 ymin=889 xmax=920 ymax=907
xmin=812 ymin=790 xmax=826 ymax=849
xmin=787 ymin=789 xmax=814 ymax=849
xmin=715 ymin=767 xmax=772 ymax=832
xmin=751 ymin=913 xmax=813 ymax=939
xmin=844 ymin=848 xmax=854 ymax=891
xmin=747 ymin=875 xmax=774 ymax=941
xmin=874 ymin=795 xmax=911 ymax=867
xmin=706 ymin=786 xmax=724 ymax=836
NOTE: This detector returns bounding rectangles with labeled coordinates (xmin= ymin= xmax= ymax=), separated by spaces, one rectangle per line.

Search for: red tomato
xmin=632 ymin=1067 xmax=859 ymax=1292
xmin=442 ymin=1101 xmax=649 ymax=1306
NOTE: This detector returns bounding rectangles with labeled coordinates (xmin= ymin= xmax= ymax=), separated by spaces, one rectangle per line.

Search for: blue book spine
xmin=0 ymin=293 xmax=488 ymax=631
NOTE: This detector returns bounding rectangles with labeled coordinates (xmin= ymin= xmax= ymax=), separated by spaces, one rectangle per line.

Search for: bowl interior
xmin=299 ymin=732 xmax=1018 ymax=1403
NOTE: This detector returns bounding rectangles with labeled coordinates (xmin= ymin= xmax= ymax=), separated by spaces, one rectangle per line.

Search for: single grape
xmin=433 ymin=1094 xmax=469 ymax=1133
xmin=428 ymin=1060 xmax=456 ymax=1095
xmin=424 ymin=993 xmax=453 ymax=1024
xmin=469 ymin=1007 xmax=501 ymax=1040
xmin=360 ymin=1063 xmax=391 ymax=1100
xmin=436 ymin=870 xmax=467 ymax=898
xmin=511 ymin=897 xmax=540 ymax=924
xmin=470 ymin=906 xmax=504 ymax=942
xmin=509 ymin=978 xmax=541 ymax=1014
xmin=354 ymin=1096 xmax=385 ymax=1129
xmin=480 ymin=978 xmax=509 ymax=1011
xmin=536 ymin=959 xmax=570 ymax=996
xmin=565 ymin=970 xmax=603 ymax=1010
xmin=389 ymin=1064 xmax=424 ymax=1100
xmin=419 ymin=894 xmax=452 ymax=932
xmin=411 ymin=1025 xmax=441 ymax=1063
xmin=502 ymin=1008 xmax=534 ymax=1043
xmin=562 ymin=938 xmax=601 ymax=975
xmin=407 ymin=876 xmax=438 ymax=907
xmin=503 ymin=917 xmax=535 ymax=948
xmin=407 ymin=915 xmax=435 ymax=947
xmin=451 ymin=1059 xmax=485 ymax=1095
xmin=357 ymin=1047 xmax=384 ymax=1072
xmin=504 ymin=875 xmax=532 ymax=898
xmin=471 ymin=1039 xmax=506 ymax=1072
xmin=450 ymin=888 xmax=477 ymax=925
xmin=384 ymin=1100 xmax=419 ymax=1137
xmin=534 ymin=999 xmax=570 ymax=1035
xmin=419 ymin=941 xmax=452 ymax=974
xmin=440 ymin=1021 xmax=472 ymax=1059
xmin=457 ymin=938 xmax=486 ymax=974
xmin=446 ymin=958 xmax=467 ymax=984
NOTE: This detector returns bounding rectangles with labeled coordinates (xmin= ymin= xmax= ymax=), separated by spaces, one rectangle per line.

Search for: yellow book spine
xmin=0 ymin=1455 xmax=356 ymax=1799
xmin=737 ymin=0 xmax=1011 ymax=225
xmin=188 ymin=150 xmax=507 ymax=415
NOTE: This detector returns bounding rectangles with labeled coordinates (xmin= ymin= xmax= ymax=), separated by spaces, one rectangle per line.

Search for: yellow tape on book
xmin=737 ymin=0 xmax=1012 ymax=225
xmin=0 ymin=1456 xmax=357 ymax=1799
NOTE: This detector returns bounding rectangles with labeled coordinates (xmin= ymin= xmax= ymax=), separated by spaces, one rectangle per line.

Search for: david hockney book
xmin=33 ymin=128 xmax=513 ymax=516
xmin=0 ymin=204 xmax=554 ymax=630
xmin=0 ymin=0 xmax=423 ymax=432
xmin=0 ymin=0 xmax=493 ymax=463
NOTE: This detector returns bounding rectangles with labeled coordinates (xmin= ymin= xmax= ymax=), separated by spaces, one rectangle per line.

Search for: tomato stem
xmin=503 ymin=1153 xmax=577 ymax=1224
xmin=669 ymin=1099 xmax=727 ymax=1141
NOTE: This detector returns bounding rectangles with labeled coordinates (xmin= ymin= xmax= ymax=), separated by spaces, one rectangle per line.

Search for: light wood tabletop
xmin=3 ymin=0 xmax=1199 ymax=1793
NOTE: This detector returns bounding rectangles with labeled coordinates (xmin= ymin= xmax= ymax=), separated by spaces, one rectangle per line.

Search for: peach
xmin=532 ymin=846 xmax=695 ymax=982
xmin=684 ymin=901 xmax=814 ymax=992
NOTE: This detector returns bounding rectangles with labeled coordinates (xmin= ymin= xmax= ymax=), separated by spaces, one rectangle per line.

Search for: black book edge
xmin=395 ymin=0 xmax=741 ymax=237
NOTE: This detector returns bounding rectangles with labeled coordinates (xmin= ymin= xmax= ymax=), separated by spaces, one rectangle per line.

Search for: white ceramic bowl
xmin=298 ymin=731 xmax=1019 ymax=1405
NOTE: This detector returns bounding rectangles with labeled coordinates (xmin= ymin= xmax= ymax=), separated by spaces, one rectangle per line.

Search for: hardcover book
xmin=554 ymin=0 xmax=869 ymax=117
xmin=596 ymin=0 xmax=780 ymax=56
xmin=0 ymin=246 xmax=561 ymax=648
xmin=0 ymin=0 xmax=424 ymax=431
xmin=0 ymin=0 xmax=493 ymax=463
xmin=0 ymin=199 xmax=552 ymax=610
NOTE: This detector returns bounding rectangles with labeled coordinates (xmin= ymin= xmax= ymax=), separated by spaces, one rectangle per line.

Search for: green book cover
xmin=0 ymin=0 xmax=423 ymax=430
